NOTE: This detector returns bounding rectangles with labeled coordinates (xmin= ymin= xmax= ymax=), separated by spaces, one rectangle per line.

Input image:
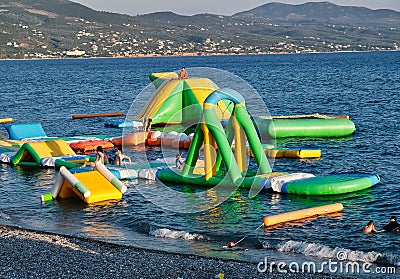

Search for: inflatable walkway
xmin=42 ymin=162 xmax=127 ymax=204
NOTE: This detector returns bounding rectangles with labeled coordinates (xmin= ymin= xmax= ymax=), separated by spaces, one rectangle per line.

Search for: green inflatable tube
xmin=182 ymin=124 xmax=204 ymax=176
xmin=281 ymin=174 xmax=380 ymax=195
xmin=235 ymin=106 xmax=271 ymax=174
xmin=254 ymin=117 xmax=355 ymax=138
xmin=157 ymin=168 xmax=271 ymax=190
xmin=203 ymin=107 xmax=242 ymax=185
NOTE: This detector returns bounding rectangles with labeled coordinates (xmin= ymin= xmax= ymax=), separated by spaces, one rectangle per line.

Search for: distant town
xmin=5 ymin=19 xmax=399 ymax=60
xmin=1 ymin=1 xmax=400 ymax=59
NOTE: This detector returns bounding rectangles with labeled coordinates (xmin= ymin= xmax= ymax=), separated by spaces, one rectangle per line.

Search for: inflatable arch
xmin=157 ymin=88 xmax=274 ymax=188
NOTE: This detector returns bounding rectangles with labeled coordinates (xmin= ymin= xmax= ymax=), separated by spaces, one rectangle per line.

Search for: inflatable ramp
xmin=11 ymin=139 xmax=86 ymax=168
xmin=42 ymin=163 xmax=127 ymax=204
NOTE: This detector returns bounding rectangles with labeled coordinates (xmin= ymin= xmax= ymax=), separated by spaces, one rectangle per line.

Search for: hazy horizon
xmin=71 ymin=0 xmax=400 ymax=16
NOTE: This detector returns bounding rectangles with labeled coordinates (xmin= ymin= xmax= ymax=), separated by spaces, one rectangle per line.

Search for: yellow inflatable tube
xmin=265 ymin=149 xmax=321 ymax=159
xmin=263 ymin=203 xmax=343 ymax=227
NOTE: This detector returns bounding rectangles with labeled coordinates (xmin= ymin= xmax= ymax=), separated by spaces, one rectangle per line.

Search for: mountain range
xmin=0 ymin=0 xmax=399 ymax=58
xmin=235 ymin=1 xmax=400 ymax=27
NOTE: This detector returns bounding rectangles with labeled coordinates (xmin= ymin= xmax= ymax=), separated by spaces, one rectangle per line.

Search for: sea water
xmin=0 ymin=52 xmax=399 ymax=274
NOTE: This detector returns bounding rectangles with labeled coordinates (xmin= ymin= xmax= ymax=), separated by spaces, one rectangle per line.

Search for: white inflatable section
xmin=150 ymin=131 xmax=163 ymax=139
xmin=138 ymin=169 xmax=158 ymax=180
xmin=265 ymin=173 xmax=315 ymax=192
xmin=176 ymin=133 xmax=188 ymax=141
xmin=132 ymin=120 xmax=144 ymax=128
xmin=0 ymin=152 xmax=15 ymax=163
xmin=165 ymin=131 xmax=178 ymax=139
xmin=59 ymin=166 xmax=91 ymax=198
xmin=107 ymin=166 xmax=138 ymax=180
xmin=51 ymin=170 xmax=64 ymax=198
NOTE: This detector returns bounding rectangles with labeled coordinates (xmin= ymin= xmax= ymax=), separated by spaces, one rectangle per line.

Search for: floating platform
xmin=248 ymin=147 xmax=321 ymax=159
xmin=0 ymin=138 xmax=24 ymax=150
xmin=69 ymin=139 xmax=114 ymax=153
xmin=156 ymin=89 xmax=379 ymax=196
xmin=70 ymin=160 xmax=169 ymax=180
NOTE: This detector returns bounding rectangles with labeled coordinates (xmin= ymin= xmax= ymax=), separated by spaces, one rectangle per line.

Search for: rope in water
xmin=226 ymin=222 xmax=264 ymax=248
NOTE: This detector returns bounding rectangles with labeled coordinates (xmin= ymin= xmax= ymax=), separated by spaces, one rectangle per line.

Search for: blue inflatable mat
xmin=5 ymin=122 xmax=47 ymax=140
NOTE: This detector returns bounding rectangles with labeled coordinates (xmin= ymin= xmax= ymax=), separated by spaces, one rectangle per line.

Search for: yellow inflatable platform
xmin=248 ymin=147 xmax=321 ymax=159
xmin=264 ymin=149 xmax=321 ymax=159
xmin=42 ymin=162 xmax=127 ymax=204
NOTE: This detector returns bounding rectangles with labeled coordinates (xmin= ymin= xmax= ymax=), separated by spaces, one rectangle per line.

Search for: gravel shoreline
xmin=0 ymin=225 xmax=350 ymax=279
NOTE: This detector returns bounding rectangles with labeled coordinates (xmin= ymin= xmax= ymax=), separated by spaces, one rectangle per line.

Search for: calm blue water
xmin=0 ymin=52 xmax=399 ymax=271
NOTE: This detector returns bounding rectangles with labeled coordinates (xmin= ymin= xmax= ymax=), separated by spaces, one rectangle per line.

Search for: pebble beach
xmin=0 ymin=225 xmax=352 ymax=279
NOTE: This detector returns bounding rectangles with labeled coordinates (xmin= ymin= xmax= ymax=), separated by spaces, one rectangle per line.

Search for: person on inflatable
xmin=175 ymin=153 xmax=184 ymax=169
xmin=84 ymin=146 xmax=109 ymax=167
xmin=113 ymin=147 xmax=131 ymax=165
xmin=178 ymin=67 xmax=188 ymax=80
xmin=145 ymin=117 xmax=152 ymax=132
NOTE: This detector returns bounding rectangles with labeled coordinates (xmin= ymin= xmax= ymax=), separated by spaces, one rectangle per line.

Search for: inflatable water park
xmin=0 ymin=70 xmax=380 ymax=208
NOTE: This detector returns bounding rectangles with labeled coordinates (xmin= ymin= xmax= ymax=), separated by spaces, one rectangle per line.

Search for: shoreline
xmin=0 ymin=224 xmax=351 ymax=279
xmin=1 ymin=49 xmax=399 ymax=61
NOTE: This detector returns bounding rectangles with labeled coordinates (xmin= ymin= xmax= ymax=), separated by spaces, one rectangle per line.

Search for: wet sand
xmin=0 ymin=225 xmax=350 ymax=278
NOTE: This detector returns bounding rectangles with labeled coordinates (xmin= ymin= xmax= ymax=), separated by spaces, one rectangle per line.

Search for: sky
xmin=71 ymin=0 xmax=400 ymax=16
